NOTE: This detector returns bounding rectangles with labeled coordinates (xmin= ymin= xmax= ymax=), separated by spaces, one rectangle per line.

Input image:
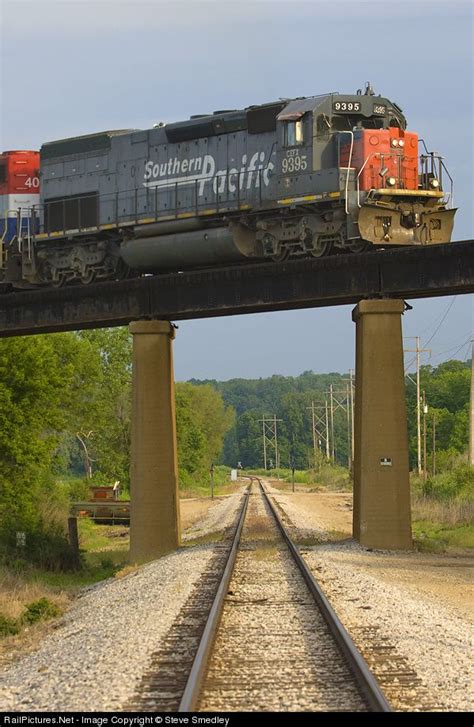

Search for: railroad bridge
xmin=2 ymin=240 xmax=473 ymax=558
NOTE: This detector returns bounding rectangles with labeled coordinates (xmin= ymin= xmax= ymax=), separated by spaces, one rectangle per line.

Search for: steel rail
xmin=178 ymin=485 xmax=251 ymax=712
xmin=259 ymin=480 xmax=392 ymax=712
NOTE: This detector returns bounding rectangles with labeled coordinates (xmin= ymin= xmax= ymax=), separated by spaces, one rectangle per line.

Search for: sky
xmin=1 ymin=0 xmax=472 ymax=380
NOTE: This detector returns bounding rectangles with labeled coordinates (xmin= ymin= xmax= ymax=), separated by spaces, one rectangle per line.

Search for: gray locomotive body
xmin=5 ymin=85 xmax=455 ymax=287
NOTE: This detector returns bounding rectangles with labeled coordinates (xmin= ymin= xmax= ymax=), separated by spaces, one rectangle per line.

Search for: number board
xmin=332 ymin=101 xmax=361 ymax=113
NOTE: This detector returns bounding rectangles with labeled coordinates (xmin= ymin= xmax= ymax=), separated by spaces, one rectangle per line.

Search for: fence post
xmin=68 ymin=516 xmax=80 ymax=565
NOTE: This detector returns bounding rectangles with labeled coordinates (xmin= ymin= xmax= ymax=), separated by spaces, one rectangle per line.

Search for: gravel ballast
xmin=269 ymin=487 xmax=473 ymax=712
xmin=0 ymin=493 xmax=243 ymax=712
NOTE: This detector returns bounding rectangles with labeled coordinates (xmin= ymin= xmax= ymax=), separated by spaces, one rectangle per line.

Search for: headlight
xmin=391 ymin=139 xmax=399 ymax=147
xmin=386 ymin=177 xmax=396 ymax=186
xmin=398 ymin=139 xmax=405 ymax=148
xmin=430 ymin=178 xmax=440 ymax=188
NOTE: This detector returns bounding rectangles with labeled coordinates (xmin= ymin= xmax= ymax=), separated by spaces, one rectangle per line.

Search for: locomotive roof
xmin=41 ymin=129 xmax=138 ymax=160
xmin=40 ymin=89 xmax=406 ymax=159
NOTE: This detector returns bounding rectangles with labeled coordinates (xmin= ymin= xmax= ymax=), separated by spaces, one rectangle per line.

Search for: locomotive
xmin=0 ymin=83 xmax=455 ymax=288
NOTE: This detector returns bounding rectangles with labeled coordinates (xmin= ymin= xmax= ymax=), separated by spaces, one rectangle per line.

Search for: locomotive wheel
xmin=271 ymin=247 xmax=290 ymax=263
xmin=80 ymin=270 xmax=97 ymax=285
xmin=348 ymin=238 xmax=372 ymax=254
xmin=310 ymin=239 xmax=333 ymax=257
xmin=51 ymin=274 xmax=67 ymax=288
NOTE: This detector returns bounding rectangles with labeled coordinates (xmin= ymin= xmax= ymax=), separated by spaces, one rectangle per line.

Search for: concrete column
xmin=352 ymin=299 xmax=412 ymax=549
xmin=129 ymin=320 xmax=181 ymax=562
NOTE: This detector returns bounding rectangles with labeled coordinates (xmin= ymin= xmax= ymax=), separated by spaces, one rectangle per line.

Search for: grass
xmin=245 ymin=462 xmax=352 ymax=491
xmin=410 ymin=465 xmax=473 ymax=552
xmin=179 ymin=465 xmax=236 ymax=498
xmin=413 ymin=521 xmax=474 ymax=552
xmin=0 ymin=517 xmax=131 ymax=644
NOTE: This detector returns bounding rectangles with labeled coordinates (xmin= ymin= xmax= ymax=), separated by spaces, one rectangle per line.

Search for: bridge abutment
xmin=129 ymin=320 xmax=181 ymax=562
xmin=352 ymin=299 xmax=412 ymax=550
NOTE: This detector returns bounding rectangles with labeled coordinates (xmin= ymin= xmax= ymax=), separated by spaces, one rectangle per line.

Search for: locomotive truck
xmin=0 ymin=83 xmax=455 ymax=289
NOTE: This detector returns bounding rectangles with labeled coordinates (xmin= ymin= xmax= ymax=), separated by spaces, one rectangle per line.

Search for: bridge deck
xmin=0 ymin=240 xmax=472 ymax=336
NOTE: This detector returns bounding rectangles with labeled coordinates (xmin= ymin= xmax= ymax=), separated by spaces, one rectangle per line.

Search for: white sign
xmin=231 ymin=469 xmax=238 ymax=481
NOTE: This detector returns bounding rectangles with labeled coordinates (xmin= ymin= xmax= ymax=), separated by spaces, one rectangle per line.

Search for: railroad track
xmin=182 ymin=479 xmax=390 ymax=712
xmin=128 ymin=479 xmax=391 ymax=712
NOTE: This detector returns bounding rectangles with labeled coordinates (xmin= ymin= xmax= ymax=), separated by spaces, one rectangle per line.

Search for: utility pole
xmin=325 ymin=385 xmax=352 ymax=468
xmin=422 ymin=390 xmax=428 ymax=483
xmin=349 ymin=368 xmax=355 ymax=466
xmin=309 ymin=401 xmax=317 ymax=464
xmin=307 ymin=402 xmax=329 ymax=466
xmin=274 ymin=414 xmax=280 ymax=474
xmin=329 ymin=384 xmax=335 ymax=461
xmin=405 ymin=337 xmax=431 ymax=474
xmin=346 ymin=382 xmax=352 ymax=471
xmin=432 ymin=412 xmax=436 ymax=477
xmin=325 ymin=400 xmax=330 ymax=460
xmin=261 ymin=417 xmax=267 ymax=471
xmin=470 ymin=340 xmax=474 ymax=466
xmin=259 ymin=415 xmax=282 ymax=471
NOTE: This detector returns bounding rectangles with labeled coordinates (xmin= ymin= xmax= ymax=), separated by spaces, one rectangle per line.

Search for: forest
xmin=0 ymin=327 xmax=470 ymax=568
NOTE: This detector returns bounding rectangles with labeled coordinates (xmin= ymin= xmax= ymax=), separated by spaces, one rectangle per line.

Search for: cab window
xmin=0 ymin=164 xmax=6 ymax=185
xmin=285 ymin=119 xmax=304 ymax=146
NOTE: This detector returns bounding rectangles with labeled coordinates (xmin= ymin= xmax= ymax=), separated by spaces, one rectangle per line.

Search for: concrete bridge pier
xmin=352 ymin=299 xmax=412 ymax=550
xmin=129 ymin=320 xmax=181 ymax=562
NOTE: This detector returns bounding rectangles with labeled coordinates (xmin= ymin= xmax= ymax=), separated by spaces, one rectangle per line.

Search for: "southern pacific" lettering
xmin=143 ymin=152 xmax=273 ymax=196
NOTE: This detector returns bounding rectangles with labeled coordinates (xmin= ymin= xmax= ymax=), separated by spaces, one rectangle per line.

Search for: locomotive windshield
xmin=331 ymin=115 xmax=385 ymax=130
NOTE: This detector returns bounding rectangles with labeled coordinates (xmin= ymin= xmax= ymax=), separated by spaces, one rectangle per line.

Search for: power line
xmin=431 ymin=335 xmax=472 ymax=360
xmin=418 ymin=296 xmax=457 ymax=338
xmin=423 ymin=296 xmax=457 ymax=347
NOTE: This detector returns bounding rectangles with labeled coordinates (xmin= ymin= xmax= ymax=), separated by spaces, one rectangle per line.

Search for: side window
xmin=316 ymin=114 xmax=331 ymax=139
xmin=284 ymin=119 xmax=304 ymax=147
xmin=0 ymin=164 xmax=6 ymax=184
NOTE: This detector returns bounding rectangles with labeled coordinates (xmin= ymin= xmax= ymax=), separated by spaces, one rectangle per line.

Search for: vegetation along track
xmin=128 ymin=480 xmax=391 ymax=712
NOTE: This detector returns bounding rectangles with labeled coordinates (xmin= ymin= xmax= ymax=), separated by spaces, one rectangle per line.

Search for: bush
xmin=0 ymin=614 xmax=20 ymax=637
xmin=0 ymin=518 xmax=80 ymax=572
xmin=420 ymin=463 xmax=473 ymax=502
xmin=22 ymin=597 xmax=61 ymax=625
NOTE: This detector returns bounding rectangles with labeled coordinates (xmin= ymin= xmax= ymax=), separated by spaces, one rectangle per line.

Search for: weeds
xmin=0 ymin=597 xmax=62 ymax=639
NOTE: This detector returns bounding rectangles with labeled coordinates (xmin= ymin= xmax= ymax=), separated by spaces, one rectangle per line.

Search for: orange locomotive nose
xmin=341 ymin=128 xmax=419 ymax=191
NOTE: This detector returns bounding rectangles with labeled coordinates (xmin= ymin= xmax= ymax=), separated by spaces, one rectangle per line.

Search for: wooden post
xmin=68 ymin=516 xmax=80 ymax=566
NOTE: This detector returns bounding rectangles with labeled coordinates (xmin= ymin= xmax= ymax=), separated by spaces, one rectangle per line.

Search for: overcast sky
xmin=1 ymin=0 xmax=472 ymax=380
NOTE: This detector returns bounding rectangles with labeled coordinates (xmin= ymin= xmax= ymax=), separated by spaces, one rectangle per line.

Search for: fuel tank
xmin=120 ymin=223 xmax=263 ymax=272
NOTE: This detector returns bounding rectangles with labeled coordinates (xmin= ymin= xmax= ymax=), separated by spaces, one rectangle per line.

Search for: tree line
xmin=193 ymin=360 xmax=471 ymax=471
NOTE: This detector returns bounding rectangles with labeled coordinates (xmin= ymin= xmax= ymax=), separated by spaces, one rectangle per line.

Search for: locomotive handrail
xmin=355 ymin=150 xmax=450 ymax=208
xmin=336 ymin=130 xmax=354 ymax=214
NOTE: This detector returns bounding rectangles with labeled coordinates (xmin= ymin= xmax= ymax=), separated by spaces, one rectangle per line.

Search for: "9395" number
xmin=333 ymin=101 xmax=361 ymax=112
xmin=282 ymin=155 xmax=307 ymax=173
